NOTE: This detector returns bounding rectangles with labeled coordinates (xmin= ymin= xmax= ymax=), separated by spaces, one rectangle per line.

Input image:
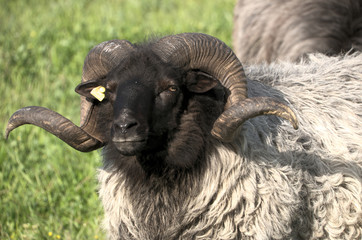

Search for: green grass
xmin=0 ymin=0 xmax=236 ymax=239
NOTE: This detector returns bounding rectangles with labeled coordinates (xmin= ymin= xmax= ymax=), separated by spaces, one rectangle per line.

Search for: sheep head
xmin=5 ymin=33 xmax=298 ymax=155
xmin=75 ymin=46 xmax=223 ymax=156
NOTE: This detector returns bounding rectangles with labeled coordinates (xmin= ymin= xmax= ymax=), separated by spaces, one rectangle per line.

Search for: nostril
xmin=115 ymin=121 xmax=138 ymax=134
xmin=121 ymin=122 xmax=137 ymax=131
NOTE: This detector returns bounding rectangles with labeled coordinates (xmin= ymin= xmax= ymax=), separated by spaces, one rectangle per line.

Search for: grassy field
xmin=0 ymin=0 xmax=236 ymax=239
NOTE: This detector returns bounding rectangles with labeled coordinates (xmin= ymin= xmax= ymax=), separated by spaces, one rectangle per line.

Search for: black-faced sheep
xmin=233 ymin=0 xmax=362 ymax=63
xmin=6 ymin=33 xmax=362 ymax=239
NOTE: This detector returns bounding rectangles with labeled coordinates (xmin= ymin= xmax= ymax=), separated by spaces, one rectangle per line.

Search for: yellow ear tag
xmin=90 ymin=86 xmax=106 ymax=102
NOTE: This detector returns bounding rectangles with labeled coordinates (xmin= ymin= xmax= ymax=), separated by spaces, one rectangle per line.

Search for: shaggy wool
xmin=98 ymin=53 xmax=362 ymax=239
xmin=233 ymin=0 xmax=362 ymax=63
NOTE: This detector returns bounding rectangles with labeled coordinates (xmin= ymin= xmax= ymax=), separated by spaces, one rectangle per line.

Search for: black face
xmin=109 ymin=63 xmax=184 ymax=156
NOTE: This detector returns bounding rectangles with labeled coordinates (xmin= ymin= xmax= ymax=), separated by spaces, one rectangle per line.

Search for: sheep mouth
xmin=113 ymin=138 xmax=146 ymax=143
xmin=112 ymin=138 xmax=147 ymax=156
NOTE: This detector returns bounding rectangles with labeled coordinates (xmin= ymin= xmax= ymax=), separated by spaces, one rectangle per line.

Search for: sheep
xmin=233 ymin=0 xmax=362 ymax=63
xmin=5 ymin=33 xmax=362 ymax=239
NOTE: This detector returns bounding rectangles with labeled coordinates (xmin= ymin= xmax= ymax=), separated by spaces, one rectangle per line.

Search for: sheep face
xmin=111 ymin=70 xmax=182 ymax=156
xmin=76 ymin=48 xmax=222 ymax=162
xmin=109 ymin=57 xmax=185 ymax=156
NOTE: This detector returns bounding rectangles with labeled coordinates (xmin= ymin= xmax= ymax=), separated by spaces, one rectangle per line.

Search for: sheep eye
xmin=157 ymin=85 xmax=179 ymax=96
xmin=168 ymin=85 xmax=178 ymax=92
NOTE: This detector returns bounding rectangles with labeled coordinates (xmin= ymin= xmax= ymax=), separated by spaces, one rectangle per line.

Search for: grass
xmin=0 ymin=0 xmax=236 ymax=239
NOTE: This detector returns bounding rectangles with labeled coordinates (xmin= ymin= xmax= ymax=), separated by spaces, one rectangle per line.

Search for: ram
xmin=233 ymin=0 xmax=362 ymax=63
xmin=5 ymin=33 xmax=362 ymax=239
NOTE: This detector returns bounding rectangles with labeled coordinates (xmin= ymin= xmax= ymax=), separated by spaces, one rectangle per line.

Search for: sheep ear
xmin=75 ymin=80 xmax=106 ymax=101
xmin=185 ymin=71 xmax=219 ymax=93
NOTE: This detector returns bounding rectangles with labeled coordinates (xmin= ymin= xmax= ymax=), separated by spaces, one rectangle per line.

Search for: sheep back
xmin=233 ymin=0 xmax=362 ymax=63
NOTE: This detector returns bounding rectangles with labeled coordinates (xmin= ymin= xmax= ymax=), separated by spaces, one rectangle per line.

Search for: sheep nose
xmin=112 ymin=109 xmax=141 ymax=135
xmin=114 ymin=121 xmax=138 ymax=134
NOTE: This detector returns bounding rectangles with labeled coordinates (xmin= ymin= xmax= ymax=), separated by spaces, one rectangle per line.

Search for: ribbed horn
xmin=152 ymin=33 xmax=247 ymax=108
xmin=152 ymin=33 xmax=298 ymax=141
xmin=212 ymin=97 xmax=299 ymax=142
xmin=5 ymin=106 xmax=103 ymax=152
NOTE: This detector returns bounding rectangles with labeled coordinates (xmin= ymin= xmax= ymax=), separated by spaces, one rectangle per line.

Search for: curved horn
xmin=152 ymin=33 xmax=247 ymax=107
xmin=152 ymin=33 xmax=298 ymax=141
xmin=212 ymin=97 xmax=299 ymax=142
xmin=6 ymin=40 xmax=135 ymax=152
xmin=5 ymin=106 xmax=103 ymax=152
